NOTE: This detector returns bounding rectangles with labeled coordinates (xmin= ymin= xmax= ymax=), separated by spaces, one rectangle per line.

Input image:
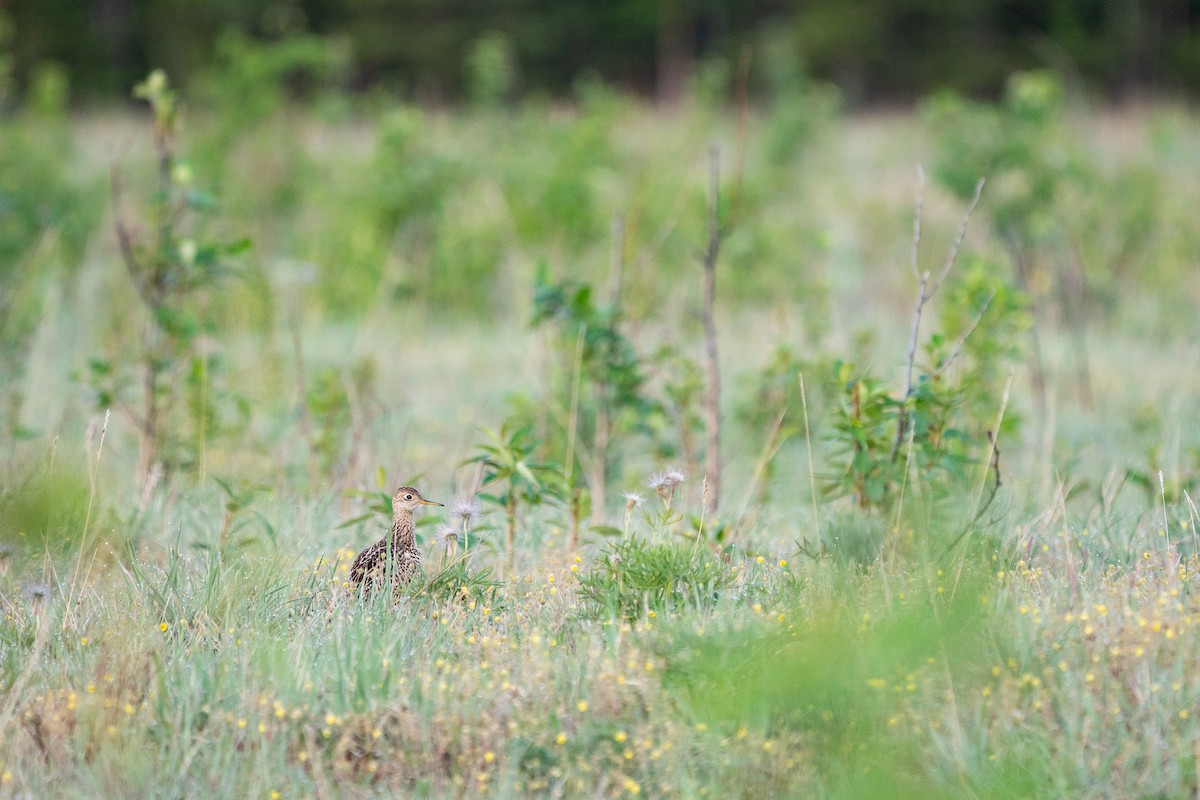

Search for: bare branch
xmin=891 ymin=174 xmax=986 ymax=463
xmin=910 ymin=165 xmax=925 ymax=281
xmin=891 ymin=269 xmax=929 ymax=462
xmin=934 ymin=177 xmax=985 ymax=293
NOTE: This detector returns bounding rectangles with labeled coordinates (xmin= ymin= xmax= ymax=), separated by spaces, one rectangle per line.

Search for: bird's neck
xmin=390 ymin=512 xmax=416 ymax=547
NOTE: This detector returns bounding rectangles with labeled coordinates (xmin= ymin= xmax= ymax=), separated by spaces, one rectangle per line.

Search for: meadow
xmin=3 ymin=58 xmax=1200 ymax=798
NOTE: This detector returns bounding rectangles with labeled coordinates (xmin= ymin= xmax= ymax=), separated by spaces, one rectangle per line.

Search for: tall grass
xmin=2 ymin=81 xmax=1200 ymax=797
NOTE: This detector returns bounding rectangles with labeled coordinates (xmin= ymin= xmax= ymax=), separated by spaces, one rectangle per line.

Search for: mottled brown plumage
xmin=349 ymin=486 xmax=443 ymax=596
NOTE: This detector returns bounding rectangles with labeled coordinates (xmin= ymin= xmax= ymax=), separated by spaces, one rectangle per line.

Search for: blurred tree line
xmin=4 ymin=0 xmax=1200 ymax=106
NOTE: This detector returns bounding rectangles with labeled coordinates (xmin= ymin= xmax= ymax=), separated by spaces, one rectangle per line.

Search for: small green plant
xmin=466 ymin=422 xmax=563 ymax=569
xmin=735 ymin=345 xmax=831 ymax=506
xmin=575 ymin=537 xmax=733 ymax=623
xmin=531 ymin=265 xmax=658 ymax=524
xmin=649 ymin=344 xmax=705 ymax=494
xmin=99 ymin=70 xmax=249 ymax=484
xmin=823 ymin=179 xmax=1021 ymax=519
xmin=302 ymin=359 xmax=377 ymax=481
xmin=209 ymin=477 xmax=275 ymax=556
xmin=415 ymin=561 xmax=501 ymax=604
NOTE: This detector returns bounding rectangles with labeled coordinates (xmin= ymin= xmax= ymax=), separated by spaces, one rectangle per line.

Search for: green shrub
xmin=576 ymin=537 xmax=733 ymax=623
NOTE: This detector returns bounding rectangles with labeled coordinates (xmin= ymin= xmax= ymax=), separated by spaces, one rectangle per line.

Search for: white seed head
xmin=452 ymin=497 xmax=483 ymax=525
xmin=436 ymin=525 xmax=460 ymax=549
xmin=647 ymin=468 xmax=685 ymax=495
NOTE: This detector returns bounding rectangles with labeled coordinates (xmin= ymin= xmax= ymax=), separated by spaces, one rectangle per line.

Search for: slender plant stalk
xmin=737 ymin=405 xmax=789 ymax=525
xmin=65 ymin=409 xmax=110 ymax=629
xmin=506 ymin=490 xmax=517 ymax=572
xmin=588 ymin=215 xmax=626 ymax=527
xmin=564 ymin=326 xmax=584 ymax=486
xmin=701 ymin=145 xmax=722 ymax=515
xmin=292 ymin=322 xmax=319 ymax=488
xmin=795 ymin=375 xmax=821 ymax=536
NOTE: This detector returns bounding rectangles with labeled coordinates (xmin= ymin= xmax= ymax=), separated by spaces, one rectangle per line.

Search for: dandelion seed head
xmin=437 ymin=525 xmax=460 ymax=549
xmin=452 ymin=498 xmax=482 ymax=524
xmin=647 ymin=468 xmax=685 ymax=500
xmin=647 ymin=469 xmax=684 ymax=491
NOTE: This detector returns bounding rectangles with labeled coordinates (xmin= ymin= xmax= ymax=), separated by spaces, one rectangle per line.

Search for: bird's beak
xmin=420 ymin=499 xmax=444 ymax=507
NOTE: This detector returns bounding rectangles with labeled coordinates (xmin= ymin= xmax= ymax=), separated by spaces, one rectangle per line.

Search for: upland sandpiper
xmin=349 ymin=486 xmax=443 ymax=595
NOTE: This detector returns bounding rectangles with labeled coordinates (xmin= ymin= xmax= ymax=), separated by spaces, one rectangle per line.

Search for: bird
xmin=349 ymin=486 xmax=443 ymax=596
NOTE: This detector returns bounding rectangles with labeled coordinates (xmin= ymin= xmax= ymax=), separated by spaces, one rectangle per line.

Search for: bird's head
xmin=392 ymin=486 xmax=444 ymax=515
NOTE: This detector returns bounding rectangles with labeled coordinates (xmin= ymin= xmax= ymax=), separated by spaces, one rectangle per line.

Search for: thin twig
xmin=934 ymin=177 xmax=986 ymax=294
xmin=929 ymin=290 xmax=996 ymax=380
xmin=563 ymin=325 xmax=586 ymax=490
xmin=910 ymin=165 xmax=925 ymax=281
xmin=942 ymin=372 xmax=1012 ymax=565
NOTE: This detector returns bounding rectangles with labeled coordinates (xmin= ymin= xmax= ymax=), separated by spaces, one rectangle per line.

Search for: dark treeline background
xmin=6 ymin=0 xmax=1200 ymax=106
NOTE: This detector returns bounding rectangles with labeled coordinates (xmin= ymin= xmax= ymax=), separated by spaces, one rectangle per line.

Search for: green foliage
xmin=465 ymin=32 xmax=517 ymax=108
xmin=469 ymin=423 xmax=562 ymax=513
xmin=824 ymin=285 xmax=1021 ymax=516
xmin=826 ymin=362 xmax=907 ymax=510
xmin=531 ymin=266 xmax=659 ymax=501
xmin=648 ymin=344 xmax=705 ymax=466
xmin=417 ymin=561 xmax=501 ymax=604
xmin=503 ymin=105 xmax=616 ymax=247
xmin=532 ymin=267 xmax=650 ymax=419
xmin=926 ymin=72 xmax=1085 ymax=247
xmin=94 ymin=70 xmax=249 ymax=481
xmin=466 ymin=422 xmax=563 ymax=563
xmin=756 ymin=27 xmax=840 ymax=167
xmin=935 ymin=256 xmax=1029 ymax=433
xmin=188 ymin=32 xmax=347 ymax=227
xmin=202 ymin=30 xmax=348 ymax=128
xmin=657 ymin=569 xmax=996 ymax=798
xmin=210 ymin=476 xmax=275 ymax=554
xmin=576 ymin=537 xmax=733 ymax=623
xmin=0 ymin=463 xmax=93 ymax=566
xmin=800 ymin=509 xmax=889 ymax=571
xmin=924 ymin=72 xmax=1187 ymax=325
xmin=304 ymin=360 xmax=376 ymax=477
xmin=0 ymin=86 xmax=101 ymax=432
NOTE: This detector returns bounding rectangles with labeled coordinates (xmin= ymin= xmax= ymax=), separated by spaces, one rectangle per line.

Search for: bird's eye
xmin=405 ymin=494 xmax=413 ymax=500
